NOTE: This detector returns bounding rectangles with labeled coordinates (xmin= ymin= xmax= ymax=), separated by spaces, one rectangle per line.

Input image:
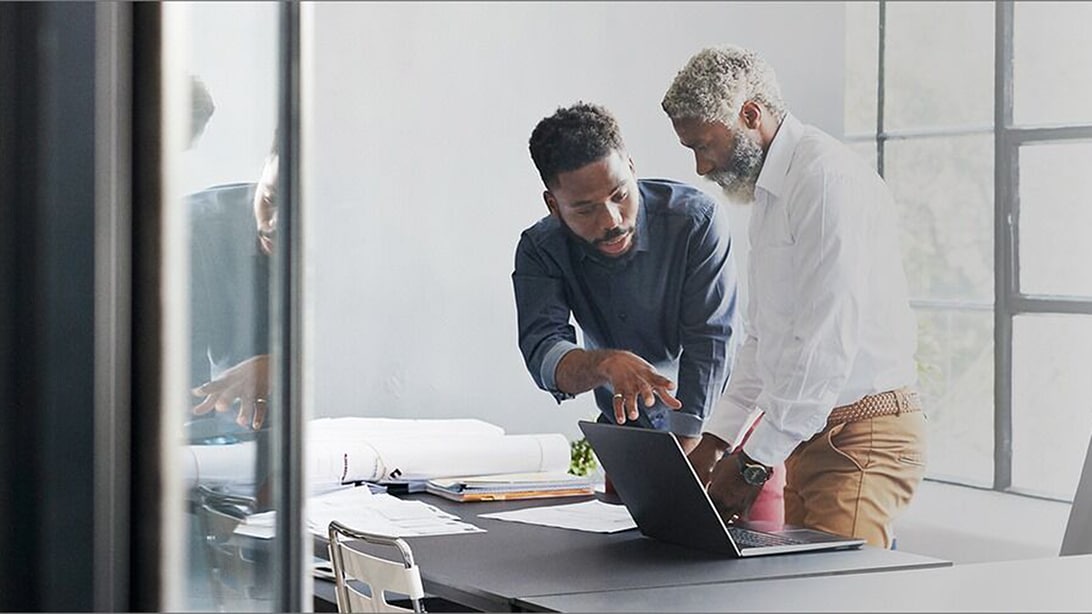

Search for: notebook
xmin=425 ymin=471 xmax=595 ymax=502
xmin=579 ymin=421 xmax=866 ymax=556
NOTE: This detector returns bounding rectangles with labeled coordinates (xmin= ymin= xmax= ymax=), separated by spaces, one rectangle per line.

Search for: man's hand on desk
xmin=192 ymin=354 xmax=272 ymax=430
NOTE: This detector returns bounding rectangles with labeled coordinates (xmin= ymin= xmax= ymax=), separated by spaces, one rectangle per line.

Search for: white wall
xmin=303 ymin=2 xmax=845 ymax=440
xmin=178 ymin=2 xmax=279 ymax=195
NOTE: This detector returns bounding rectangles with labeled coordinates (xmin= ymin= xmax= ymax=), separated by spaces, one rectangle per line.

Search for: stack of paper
xmin=425 ymin=471 xmax=595 ymax=502
xmin=307 ymin=485 xmax=484 ymax=538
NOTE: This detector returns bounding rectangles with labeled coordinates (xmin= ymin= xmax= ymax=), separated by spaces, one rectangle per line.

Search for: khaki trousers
xmin=783 ymin=410 xmax=927 ymax=548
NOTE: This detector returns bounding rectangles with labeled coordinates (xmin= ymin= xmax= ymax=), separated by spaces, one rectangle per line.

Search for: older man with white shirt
xmin=661 ymin=45 xmax=926 ymax=549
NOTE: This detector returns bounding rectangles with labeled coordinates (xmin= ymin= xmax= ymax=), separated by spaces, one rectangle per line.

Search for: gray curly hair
xmin=662 ymin=45 xmax=787 ymax=125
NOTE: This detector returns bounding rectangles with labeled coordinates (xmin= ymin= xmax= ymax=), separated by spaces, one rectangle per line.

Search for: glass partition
xmin=162 ymin=2 xmax=285 ymax=610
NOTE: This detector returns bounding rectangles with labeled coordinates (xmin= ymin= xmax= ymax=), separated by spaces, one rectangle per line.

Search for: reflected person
xmin=189 ymin=143 xmax=278 ymax=432
xmin=662 ymin=45 xmax=926 ymax=548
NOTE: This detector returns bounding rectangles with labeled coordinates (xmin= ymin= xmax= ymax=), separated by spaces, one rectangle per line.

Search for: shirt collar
xmin=755 ymin=113 xmax=803 ymax=201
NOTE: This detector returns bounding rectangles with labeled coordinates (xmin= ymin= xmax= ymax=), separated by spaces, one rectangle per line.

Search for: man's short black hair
xmin=529 ymin=102 xmax=626 ymax=189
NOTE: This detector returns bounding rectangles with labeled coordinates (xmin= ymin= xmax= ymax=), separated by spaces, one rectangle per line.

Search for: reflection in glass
xmin=844 ymin=1 xmax=878 ymax=137
xmin=1014 ymin=2 xmax=1092 ymax=127
xmin=884 ymin=1 xmax=993 ymax=131
xmin=914 ymin=308 xmax=994 ymax=487
xmin=1018 ymin=143 xmax=1092 ymax=298
xmin=166 ymin=2 xmax=281 ymax=611
xmin=885 ymin=136 xmax=994 ymax=303
xmin=1012 ymin=315 xmax=1092 ymax=499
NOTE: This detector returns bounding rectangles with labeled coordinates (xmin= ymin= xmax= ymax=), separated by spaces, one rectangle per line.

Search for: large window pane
xmin=885 ymin=136 xmax=994 ymax=303
xmin=166 ymin=2 xmax=282 ymax=611
xmin=884 ymin=1 xmax=993 ymax=131
xmin=1014 ymin=2 xmax=1092 ymax=127
xmin=845 ymin=1 xmax=878 ymax=136
xmin=1018 ymin=142 xmax=1092 ymax=298
xmin=915 ymin=308 xmax=994 ymax=486
xmin=1012 ymin=315 xmax=1092 ymax=499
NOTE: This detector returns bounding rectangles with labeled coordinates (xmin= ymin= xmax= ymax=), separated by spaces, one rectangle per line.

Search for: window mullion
xmin=995 ymin=0 xmax=1016 ymax=492
xmin=876 ymin=0 xmax=886 ymax=176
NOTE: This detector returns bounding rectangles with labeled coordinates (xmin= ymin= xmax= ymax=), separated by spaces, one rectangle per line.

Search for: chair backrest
xmin=328 ymin=521 xmax=426 ymax=613
xmin=1061 ymin=433 xmax=1092 ymax=556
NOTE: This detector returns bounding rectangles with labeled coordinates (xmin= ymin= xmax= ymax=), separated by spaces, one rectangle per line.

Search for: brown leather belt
xmin=826 ymin=387 xmax=922 ymax=426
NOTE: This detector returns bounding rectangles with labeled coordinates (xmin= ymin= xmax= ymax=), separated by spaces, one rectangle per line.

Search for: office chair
xmin=1061 ymin=432 xmax=1092 ymax=556
xmin=195 ymin=485 xmax=270 ymax=611
xmin=327 ymin=521 xmax=427 ymax=613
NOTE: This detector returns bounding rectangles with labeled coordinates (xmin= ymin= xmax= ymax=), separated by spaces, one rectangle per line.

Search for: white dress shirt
xmin=704 ymin=113 xmax=918 ymax=466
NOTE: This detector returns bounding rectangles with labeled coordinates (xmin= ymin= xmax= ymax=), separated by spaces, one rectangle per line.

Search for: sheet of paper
xmin=479 ymin=499 xmax=638 ymax=534
xmin=233 ymin=510 xmax=276 ymax=539
xmin=231 ymin=486 xmax=486 ymax=539
xmin=306 ymin=486 xmax=484 ymax=538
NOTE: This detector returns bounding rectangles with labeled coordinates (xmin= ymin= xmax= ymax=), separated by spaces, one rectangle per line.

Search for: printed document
xmin=479 ymin=499 xmax=637 ymax=534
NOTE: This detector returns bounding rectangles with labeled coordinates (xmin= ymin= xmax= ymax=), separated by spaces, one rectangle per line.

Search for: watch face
xmin=741 ymin=463 xmax=770 ymax=486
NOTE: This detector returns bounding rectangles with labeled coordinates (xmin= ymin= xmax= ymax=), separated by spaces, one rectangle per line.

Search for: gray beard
xmin=707 ymin=130 xmax=765 ymax=204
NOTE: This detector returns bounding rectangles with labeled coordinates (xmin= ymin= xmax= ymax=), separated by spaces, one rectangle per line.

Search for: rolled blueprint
xmin=184 ymin=417 xmax=572 ymax=494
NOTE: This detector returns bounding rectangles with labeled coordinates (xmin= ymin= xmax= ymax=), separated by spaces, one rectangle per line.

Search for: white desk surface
xmin=515 ymin=554 xmax=1092 ymax=612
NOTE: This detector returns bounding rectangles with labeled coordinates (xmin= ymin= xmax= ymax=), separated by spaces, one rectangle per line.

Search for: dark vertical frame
xmin=0 ymin=2 xmax=98 ymax=610
xmin=130 ymin=2 xmax=167 ymax=609
xmin=94 ymin=2 xmax=134 ymax=610
xmin=272 ymin=2 xmax=306 ymax=610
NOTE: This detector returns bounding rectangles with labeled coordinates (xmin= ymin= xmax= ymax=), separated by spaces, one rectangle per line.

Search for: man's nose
xmin=695 ymin=154 xmax=715 ymax=177
xmin=601 ymin=202 xmax=623 ymax=228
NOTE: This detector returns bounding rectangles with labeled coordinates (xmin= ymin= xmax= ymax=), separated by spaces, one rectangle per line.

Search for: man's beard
xmin=558 ymin=216 xmax=635 ymax=259
xmin=706 ymin=128 xmax=765 ymax=204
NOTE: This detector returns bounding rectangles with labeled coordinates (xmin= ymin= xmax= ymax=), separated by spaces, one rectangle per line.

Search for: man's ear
xmin=740 ymin=100 xmax=762 ymax=130
xmin=628 ymin=156 xmax=636 ymax=177
xmin=543 ymin=190 xmax=559 ymax=216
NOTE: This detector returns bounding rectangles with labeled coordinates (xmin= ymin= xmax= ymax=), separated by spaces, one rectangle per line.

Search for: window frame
xmin=846 ymin=0 xmax=1092 ymax=500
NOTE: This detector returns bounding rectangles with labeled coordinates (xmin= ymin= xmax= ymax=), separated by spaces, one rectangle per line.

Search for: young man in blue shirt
xmin=513 ymin=102 xmax=738 ymax=455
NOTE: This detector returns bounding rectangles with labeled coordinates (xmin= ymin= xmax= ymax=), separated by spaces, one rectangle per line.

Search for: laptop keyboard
xmin=728 ymin=526 xmax=804 ymax=548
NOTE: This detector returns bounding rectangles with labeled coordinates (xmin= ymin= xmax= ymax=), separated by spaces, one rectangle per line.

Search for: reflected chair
xmin=327 ymin=521 xmax=426 ymax=613
xmin=195 ymin=485 xmax=270 ymax=611
xmin=1061 ymin=433 xmax=1092 ymax=556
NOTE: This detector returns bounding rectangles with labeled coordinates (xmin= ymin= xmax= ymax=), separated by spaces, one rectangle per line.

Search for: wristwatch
xmin=736 ymin=452 xmax=772 ymax=487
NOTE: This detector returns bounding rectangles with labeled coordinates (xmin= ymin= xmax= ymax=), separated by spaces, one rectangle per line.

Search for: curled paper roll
xmin=185 ymin=418 xmax=573 ymax=495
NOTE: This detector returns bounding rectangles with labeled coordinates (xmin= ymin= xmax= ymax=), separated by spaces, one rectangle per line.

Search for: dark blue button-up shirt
xmin=512 ymin=178 xmax=738 ymax=437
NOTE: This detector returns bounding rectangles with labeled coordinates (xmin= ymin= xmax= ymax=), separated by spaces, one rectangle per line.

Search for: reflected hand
xmin=598 ymin=350 xmax=682 ymax=424
xmin=192 ymin=354 xmax=271 ymax=430
xmin=707 ymin=451 xmax=764 ymax=524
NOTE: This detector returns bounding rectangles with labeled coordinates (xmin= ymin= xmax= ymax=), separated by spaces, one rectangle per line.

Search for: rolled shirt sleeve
xmin=512 ymin=231 xmax=578 ymax=403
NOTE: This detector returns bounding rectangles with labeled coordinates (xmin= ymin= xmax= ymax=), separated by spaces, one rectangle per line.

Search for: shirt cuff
xmin=666 ymin=411 xmax=704 ymax=438
xmin=702 ymin=398 xmax=754 ymax=449
xmin=741 ymin=419 xmax=805 ymax=467
xmin=541 ymin=340 xmax=579 ymax=402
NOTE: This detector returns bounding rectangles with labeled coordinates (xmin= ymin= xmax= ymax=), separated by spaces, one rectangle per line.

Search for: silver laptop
xmin=579 ymin=421 xmax=866 ymax=556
